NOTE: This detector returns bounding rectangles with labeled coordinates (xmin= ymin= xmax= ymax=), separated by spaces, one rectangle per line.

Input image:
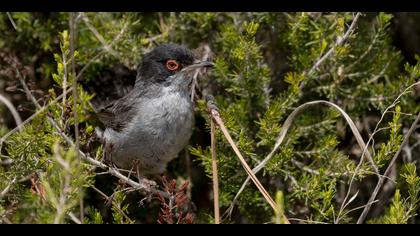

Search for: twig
xmin=357 ymin=111 xmax=420 ymax=223
xmin=307 ymin=12 xmax=361 ymax=76
xmin=206 ymin=96 xmax=290 ymax=224
xmin=301 ymin=12 xmax=362 ymax=90
xmin=75 ymin=17 xmax=128 ymax=80
xmin=79 ymin=13 xmax=119 ymax=58
xmin=210 ymin=116 xmax=220 ymax=224
xmin=52 ymin=143 xmax=72 ymax=224
xmin=60 ymin=30 xmax=69 ymax=126
xmin=190 ymin=44 xmax=212 ymax=102
xmin=184 ymin=149 xmax=192 ymax=198
xmin=69 ymin=12 xmax=84 ymax=224
xmin=288 ymin=218 xmax=328 ymax=224
xmin=6 ymin=12 xmax=19 ymax=31
xmin=0 ymin=177 xmax=17 ymax=199
xmin=70 ymin=12 xmax=79 ymax=151
xmin=345 ymin=22 xmax=380 ymax=72
xmin=68 ymin=212 xmax=82 ymax=224
xmin=0 ymin=93 xmax=22 ymax=130
xmin=90 ymin=185 xmax=133 ymax=223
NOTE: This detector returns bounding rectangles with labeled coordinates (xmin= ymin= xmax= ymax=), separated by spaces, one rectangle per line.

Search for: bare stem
xmin=207 ymin=98 xmax=290 ymax=224
xmin=210 ymin=117 xmax=220 ymax=224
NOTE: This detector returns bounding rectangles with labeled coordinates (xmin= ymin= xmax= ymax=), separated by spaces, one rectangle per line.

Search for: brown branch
xmin=210 ymin=116 xmax=220 ymax=224
xmin=0 ymin=177 xmax=17 ymax=199
xmin=206 ymin=96 xmax=290 ymax=224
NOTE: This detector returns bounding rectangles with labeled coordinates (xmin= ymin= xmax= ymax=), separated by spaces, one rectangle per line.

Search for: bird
xmin=87 ymin=44 xmax=213 ymax=175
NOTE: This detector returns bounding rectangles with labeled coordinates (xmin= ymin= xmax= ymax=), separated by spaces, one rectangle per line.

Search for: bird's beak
xmin=182 ymin=60 xmax=214 ymax=72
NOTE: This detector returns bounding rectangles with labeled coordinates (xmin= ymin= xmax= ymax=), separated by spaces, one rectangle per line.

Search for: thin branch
xmin=357 ymin=111 xmax=420 ymax=223
xmin=60 ymin=36 xmax=69 ymax=126
xmin=300 ymin=12 xmax=362 ymax=91
xmin=206 ymin=97 xmax=290 ymax=224
xmin=68 ymin=212 xmax=82 ymax=224
xmin=190 ymin=44 xmax=212 ymax=102
xmin=75 ymin=17 xmax=128 ymax=81
xmin=6 ymin=12 xmax=19 ymax=31
xmin=69 ymin=12 xmax=83 ymax=224
xmin=307 ymin=12 xmax=361 ymax=76
xmin=0 ymin=177 xmax=17 ymax=199
xmin=79 ymin=13 xmax=119 ymax=58
xmin=210 ymin=116 xmax=220 ymax=224
xmin=0 ymin=93 xmax=22 ymax=130
xmin=345 ymin=22 xmax=380 ymax=72
xmin=90 ymin=185 xmax=133 ymax=223
xmin=70 ymin=12 xmax=79 ymax=151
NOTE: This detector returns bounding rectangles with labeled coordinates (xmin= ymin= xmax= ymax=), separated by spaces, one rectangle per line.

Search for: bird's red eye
xmin=166 ymin=60 xmax=179 ymax=71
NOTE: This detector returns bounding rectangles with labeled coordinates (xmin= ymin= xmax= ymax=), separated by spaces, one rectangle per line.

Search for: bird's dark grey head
xmin=137 ymin=44 xmax=196 ymax=84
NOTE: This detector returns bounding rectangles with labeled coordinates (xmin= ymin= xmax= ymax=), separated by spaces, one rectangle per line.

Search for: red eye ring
xmin=166 ymin=60 xmax=179 ymax=71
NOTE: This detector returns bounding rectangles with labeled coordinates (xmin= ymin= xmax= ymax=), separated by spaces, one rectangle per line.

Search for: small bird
xmin=90 ymin=44 xmax=213 ymax=175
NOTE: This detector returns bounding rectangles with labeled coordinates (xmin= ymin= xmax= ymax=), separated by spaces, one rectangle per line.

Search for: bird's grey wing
xmin=96 ymin=96 xmax=136 ymax=132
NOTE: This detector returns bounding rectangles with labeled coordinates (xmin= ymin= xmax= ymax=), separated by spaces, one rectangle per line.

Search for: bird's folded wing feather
xmin=96 ymin=97 xmax=136 ymax=132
